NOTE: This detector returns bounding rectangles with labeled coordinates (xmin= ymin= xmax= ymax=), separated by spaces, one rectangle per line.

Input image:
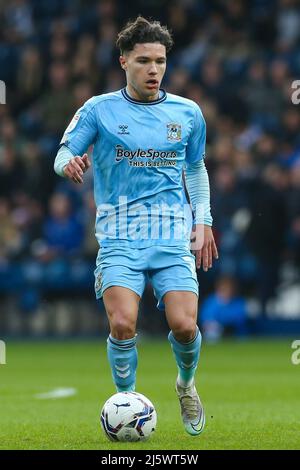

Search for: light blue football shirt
xmin=59 ymin=88 xmax=206 ymax=248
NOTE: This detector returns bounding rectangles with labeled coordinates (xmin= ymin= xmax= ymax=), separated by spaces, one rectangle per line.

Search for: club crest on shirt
xmin=167 ymin=123 xmax=182 ymax=142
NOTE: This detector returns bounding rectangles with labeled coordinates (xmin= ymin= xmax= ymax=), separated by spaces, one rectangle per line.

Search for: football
xmin=100 ymin=391 xmax=157 ymax=442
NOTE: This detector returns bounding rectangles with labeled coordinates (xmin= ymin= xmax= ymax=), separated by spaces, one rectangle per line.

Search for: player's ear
xmin=119 ymin=56 xmax=127 ymax=71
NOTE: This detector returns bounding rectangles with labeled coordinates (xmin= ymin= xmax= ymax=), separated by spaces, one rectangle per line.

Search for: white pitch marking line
xmin=34 ymin=388 xmax=77 ymax=400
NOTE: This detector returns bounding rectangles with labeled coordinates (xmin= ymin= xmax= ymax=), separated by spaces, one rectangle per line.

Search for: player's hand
xmin=63 ymin=153 xmax=91 ymax=184
xmin=192 ymin=224 xmax=218 ymax=271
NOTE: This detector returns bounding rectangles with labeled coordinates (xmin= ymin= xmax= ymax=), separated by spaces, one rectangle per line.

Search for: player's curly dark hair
xmin=116 ymin=16 xmax=173 ymax=54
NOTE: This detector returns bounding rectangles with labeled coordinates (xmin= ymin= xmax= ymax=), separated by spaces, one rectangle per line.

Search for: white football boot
xmin=176 ymin=379 xmax=205 ymax=436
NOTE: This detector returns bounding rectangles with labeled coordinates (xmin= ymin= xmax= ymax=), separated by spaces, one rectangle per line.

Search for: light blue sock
xmin=168 ymin=327 xmax=202 ymax=387
xmin=107 ymin=334 xmax=137 ymax=392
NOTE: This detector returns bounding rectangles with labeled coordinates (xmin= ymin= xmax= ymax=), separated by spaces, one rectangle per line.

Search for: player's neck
xmin=126 ymin=85 xmax=159 ymax=102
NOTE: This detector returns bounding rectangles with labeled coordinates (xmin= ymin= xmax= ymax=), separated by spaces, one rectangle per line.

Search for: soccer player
xmin=54 ymin=16 xmax=218 ymax=436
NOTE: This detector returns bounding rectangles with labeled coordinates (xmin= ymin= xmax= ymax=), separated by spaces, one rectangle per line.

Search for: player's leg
xmin=94 ymin=246 xmax=146 ymax=393
xmin=148 ymin=246 xmax=201 ymax=387
xmin=164 ymin=291 xmax=201 ymax=388
xmin=103 ymin=286 xmax=140 ymax=392
xmin=148 ymin=245 xmax=204 ymax=435
xmin=164 ymin=290 xmax=205 ymax=436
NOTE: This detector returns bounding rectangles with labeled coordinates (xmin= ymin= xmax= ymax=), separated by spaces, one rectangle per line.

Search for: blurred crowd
xmin=1 ymin=0 xmax=300 ymax=318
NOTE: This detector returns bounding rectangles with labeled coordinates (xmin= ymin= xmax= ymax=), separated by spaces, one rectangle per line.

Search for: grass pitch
xmin=0 ymin=338 xmax=299 ymax=450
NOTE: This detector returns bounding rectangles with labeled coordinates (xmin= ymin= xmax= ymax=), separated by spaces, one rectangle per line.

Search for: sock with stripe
xmin=107 ymin=334 xmax=137 ymax=392
xmin=168 ymin=327 xmax=202 ymax=387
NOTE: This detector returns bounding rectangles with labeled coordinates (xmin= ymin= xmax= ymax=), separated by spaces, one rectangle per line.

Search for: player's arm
xmin=54 ymin=98 xmax=97 ymax=183
xmin=185 ymin=104 xmax=218 ymax=271
xmin=185 ymin=159 xmax=218 ymax=271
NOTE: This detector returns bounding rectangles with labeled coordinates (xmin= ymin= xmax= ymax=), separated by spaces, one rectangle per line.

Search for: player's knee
xmin=109 ymin=311 xmax=136 ymax=340
xmin=171 ymin=318 xmax=197 ymax=343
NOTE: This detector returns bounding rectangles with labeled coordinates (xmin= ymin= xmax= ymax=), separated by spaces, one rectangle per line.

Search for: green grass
xmin=0 ymin=338 xmax=299 ymax=450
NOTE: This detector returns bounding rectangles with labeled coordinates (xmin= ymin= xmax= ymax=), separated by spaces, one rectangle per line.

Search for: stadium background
xmin=1 ymin=0 xmax=300 ymax=452
xmin=1 ymin=0 xmax=300 ymax=337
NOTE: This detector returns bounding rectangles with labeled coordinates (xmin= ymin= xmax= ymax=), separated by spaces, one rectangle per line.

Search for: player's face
xmin=120 ymin=43 xmax=166 ymax=101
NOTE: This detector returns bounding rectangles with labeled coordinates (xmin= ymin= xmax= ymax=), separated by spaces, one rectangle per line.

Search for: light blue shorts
xmin=94 ymin=244 xmax=199 ymax=311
